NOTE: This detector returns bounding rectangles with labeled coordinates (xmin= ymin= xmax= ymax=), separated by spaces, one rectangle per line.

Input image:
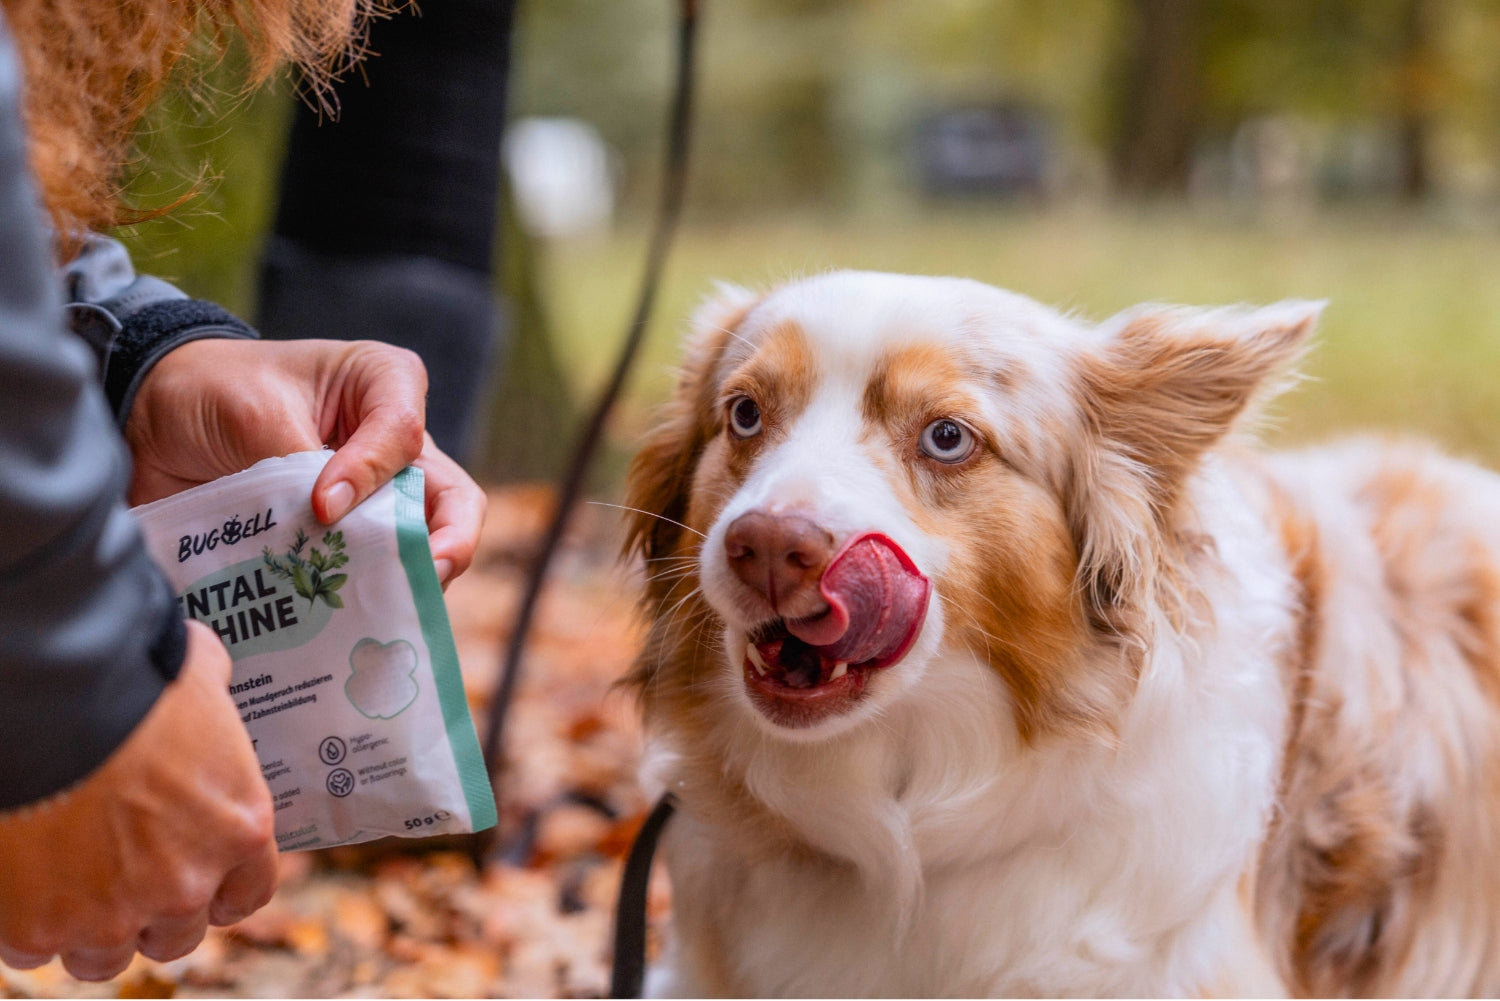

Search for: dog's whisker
xmin=643 ymin=565 xmax=698 ymax=587
xmin=702 ymin=320 xmax=759 ymax=353
xmin=660 ymin=586 xmax=709 ymax=639
xmin=589 ymin=501 xmax=706 ymax=539
xmin=642 ymin=554 xmax=701 ymax=566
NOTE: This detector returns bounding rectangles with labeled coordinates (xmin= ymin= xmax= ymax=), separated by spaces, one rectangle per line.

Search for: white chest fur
xmin=649 ymin=468 xmax=1295 ymax=997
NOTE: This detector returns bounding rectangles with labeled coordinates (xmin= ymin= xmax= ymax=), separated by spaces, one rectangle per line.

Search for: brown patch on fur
xmin=623 ymin=298 xmax=823 ymax=813
xmin=1066 ymin=309 xmax=1314 ymax=681
xmin=863 ymin=341 xmax=1117 ymax=743
xmin=939 ymin=485 xmax=1118 ymax=743
xmin=717 ymin=321 xmax=818 ymax=480
xmin=1263 ymin=474 xmax=1325 ymax=804
xmin=1358 ymin=461 xmax=1449 ymax=614
xmin=1357 ymin=458 xmax=1500 ymax=711
xmin=624 ymin=294 xmax=758 ymax=584
xmin=984 ymin=361 xmax=1027 ymax=396
xmin=1284 ymin=774 xmax=1444 ymax=996
xmin=1079 ymin=311 xmax=1311 ymax=518
xmin=721 ymin=321 xmax=816 ymax=411
xmin=620 ymin=293 xmax=756 ymax=702
xmin=1253 ymin=449 xmax=1489 ymax=997
xmin=862 ymin=342 xmax=985 ymax=443
xmin=1454 ymin=555 xmax=1500 ymax=710
xmin=627 ymin=570 xmax=829 ymax=880
xmin=627 ymin=438 xmax=821 ymax=860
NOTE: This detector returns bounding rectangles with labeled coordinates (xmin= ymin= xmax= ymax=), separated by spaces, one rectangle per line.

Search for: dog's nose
xmin=724 ymin=511 xmax=835 ymax=612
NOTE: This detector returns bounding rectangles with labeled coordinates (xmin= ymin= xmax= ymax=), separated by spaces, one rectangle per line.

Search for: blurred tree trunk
xmin=1394 ymin=0 xmax=1438 ymax=200
xmin=1110 ymin=0 xmax=1204 ymax=197
xmin=473 ymin=182 xmax=578 ymax=484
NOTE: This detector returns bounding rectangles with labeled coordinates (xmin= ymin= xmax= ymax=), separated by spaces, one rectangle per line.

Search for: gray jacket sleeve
xmin=0 ymin=13 xmax=186 ymax=810
xmin=63 ymin=235 xmax=256 ymax=427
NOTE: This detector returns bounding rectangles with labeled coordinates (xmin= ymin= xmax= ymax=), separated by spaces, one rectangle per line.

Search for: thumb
xmin=311 ymin=345 xmax=428 ymax=524
xmin=181 ymin=619 xmax=234 ymax=687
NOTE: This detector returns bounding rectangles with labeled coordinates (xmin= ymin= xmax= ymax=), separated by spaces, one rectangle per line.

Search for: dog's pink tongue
xmin=785 ymin=533 xmax=930 ymax=666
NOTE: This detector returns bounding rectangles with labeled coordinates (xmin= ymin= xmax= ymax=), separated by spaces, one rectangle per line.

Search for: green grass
xmin=540 ymin=206 xmax=1500 ymax=468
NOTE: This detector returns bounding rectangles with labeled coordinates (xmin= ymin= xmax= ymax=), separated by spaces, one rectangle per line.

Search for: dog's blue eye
xmin=729 ymin=396 xmax=763 ymax=438
xmin=920 ymin=419 xmax=974 ymax=463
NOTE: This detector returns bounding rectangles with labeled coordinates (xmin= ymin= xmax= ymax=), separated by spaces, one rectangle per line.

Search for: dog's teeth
xmin=830 ymin=661 xmax=848 ymax=680
xmin=747 ymin=645 xmax=768 ymax=675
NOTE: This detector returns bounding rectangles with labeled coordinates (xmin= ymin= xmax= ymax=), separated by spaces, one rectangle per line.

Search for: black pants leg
xmin=257 ymin=0 xmax=517 ymax=462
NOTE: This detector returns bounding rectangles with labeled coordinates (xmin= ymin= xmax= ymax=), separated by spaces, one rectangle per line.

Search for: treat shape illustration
xmin=345 ymin=637 xmax=421 ymax=719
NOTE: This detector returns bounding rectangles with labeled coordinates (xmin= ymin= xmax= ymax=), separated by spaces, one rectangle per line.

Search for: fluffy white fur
xmin=624 ymin=271 xmax=1500 ymax=997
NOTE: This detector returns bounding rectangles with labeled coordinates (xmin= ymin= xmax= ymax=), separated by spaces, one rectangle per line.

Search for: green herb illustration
xmin=262 ymin=528 xmax=350 ymax=609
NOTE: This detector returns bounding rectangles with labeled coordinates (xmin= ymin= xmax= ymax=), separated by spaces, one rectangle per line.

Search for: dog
xmin=621 ymin=270 xmax=1500 ymax=997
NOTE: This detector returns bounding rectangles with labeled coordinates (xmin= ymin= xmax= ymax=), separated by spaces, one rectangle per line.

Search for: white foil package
xmin=131 ymin=451 xmax=497 ymax=851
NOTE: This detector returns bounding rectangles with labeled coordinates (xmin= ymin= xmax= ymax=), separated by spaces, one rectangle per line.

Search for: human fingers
xmin=415 ymin=436 xmax=486 ymax=586
xmin=206 ymin=838 xmax=278 ymax=927
xmin=59 ymin=942 xmax=136 ymax=982
xmin=0 ymin=942 xmax=55 ymax=970
xmin=137 ymin=909 xmax=210 ymax=963
xmin=123 ymin=339 xmax=325 ymax=505
xmin=313 ymin=343 xmax=428 ymax=524
xmin=175 ymin=619 xmax=277 ymax=927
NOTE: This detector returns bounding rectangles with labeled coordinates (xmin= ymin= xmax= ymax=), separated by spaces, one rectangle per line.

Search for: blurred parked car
xmin=911 ymin=104 xmax=1052 ymax=199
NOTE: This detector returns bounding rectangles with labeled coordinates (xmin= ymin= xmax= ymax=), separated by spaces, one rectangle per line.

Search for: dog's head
xmin=627 ymin=271 xmax=1319 ymax=745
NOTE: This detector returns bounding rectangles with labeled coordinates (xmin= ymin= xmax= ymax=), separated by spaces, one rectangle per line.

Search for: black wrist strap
xmin=67 ymin=297 xmax=258 ymax=427
xmin=146 ymin=575 xmax=188 ymax=683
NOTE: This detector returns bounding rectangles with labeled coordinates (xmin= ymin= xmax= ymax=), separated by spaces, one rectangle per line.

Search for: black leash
xmin=471 ymin=0 xmax=697 ymax=986
xmin=474 ymin=0 xmax=700 ymax=858
xmin=609 ymin=792 xmax=678 ymax=998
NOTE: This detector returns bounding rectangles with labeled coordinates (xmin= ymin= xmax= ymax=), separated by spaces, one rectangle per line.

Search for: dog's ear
xmin=1071 ymin=300 xmax=1322 ymax=629
xmin=1081 ymin=300 xmax=1321 ymax=507
xmin=623 ymin=284 xmax=759 ymax=591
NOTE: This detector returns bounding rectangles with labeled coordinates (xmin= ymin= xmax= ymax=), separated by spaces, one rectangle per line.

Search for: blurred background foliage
xmin=117 ymin=0 xmax=1500 ymax=482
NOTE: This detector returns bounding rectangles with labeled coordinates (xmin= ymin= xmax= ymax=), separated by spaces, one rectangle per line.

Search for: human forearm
xmin=0 ymin=229 xmax=186 ymax=811
xmin=0 ymin=18 xmax=184 ymax=809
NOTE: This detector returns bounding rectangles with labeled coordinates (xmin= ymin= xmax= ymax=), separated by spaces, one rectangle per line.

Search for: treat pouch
xmin=131 ymin=451 xmax=497 ymax=850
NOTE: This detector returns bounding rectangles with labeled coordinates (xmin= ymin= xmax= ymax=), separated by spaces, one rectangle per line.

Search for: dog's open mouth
xmin=743 ymin=532 xmax=930 ymax=727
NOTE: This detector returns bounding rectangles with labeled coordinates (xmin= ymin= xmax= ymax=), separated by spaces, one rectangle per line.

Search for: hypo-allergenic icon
xmin=326 ymin=768 xmax=355 ymax=798
xmin=345 ymin=638 xmax=419 ymax=719
xmin=318 ymin=736 xmax=347 ymax=766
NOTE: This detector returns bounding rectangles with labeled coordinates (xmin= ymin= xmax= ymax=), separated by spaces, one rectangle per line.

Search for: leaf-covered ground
xmin=1 ymin=488 xmax=666 ymax=999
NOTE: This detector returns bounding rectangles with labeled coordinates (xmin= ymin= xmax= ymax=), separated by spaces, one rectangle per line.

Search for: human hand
xmin=124 ymin=338 xmax=486 ymax=587
xmin=0 ymin=621 xmax=276 ymax=982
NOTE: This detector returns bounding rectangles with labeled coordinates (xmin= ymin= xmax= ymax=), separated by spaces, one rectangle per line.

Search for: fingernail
xmin=433 ymin=558 xmax=453 ymax=583
xmin=324 ymin=481 xmax=355 ymax=523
